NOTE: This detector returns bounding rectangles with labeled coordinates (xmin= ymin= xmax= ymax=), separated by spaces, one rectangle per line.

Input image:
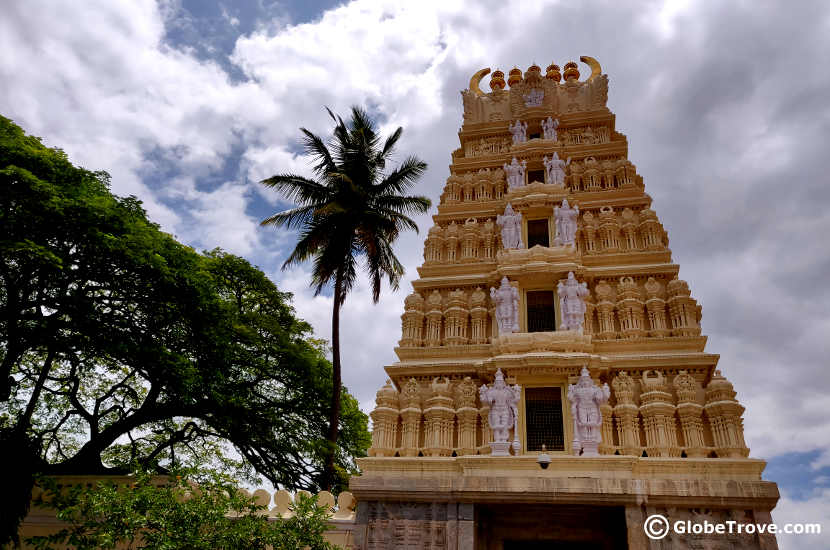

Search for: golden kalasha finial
xmin=490 ymin=69 xmax=506 ymax=90
xmin=563 ymin=61 xmax=580 ymax=81
xmin=507 ymin=67 xmax=522 ymax=87
xmin=545 ymin=63 xmax=561 ymax=82
xmin=525 ymin=63 xmax=541 ymax=77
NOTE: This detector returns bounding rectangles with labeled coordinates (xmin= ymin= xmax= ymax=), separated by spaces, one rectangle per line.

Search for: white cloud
xmin=3 ymin=0 xmax=830 ymax=535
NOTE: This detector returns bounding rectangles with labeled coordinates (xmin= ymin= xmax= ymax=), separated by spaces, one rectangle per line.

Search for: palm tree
xmin=260 ymin=106 xmax=431 ymax=489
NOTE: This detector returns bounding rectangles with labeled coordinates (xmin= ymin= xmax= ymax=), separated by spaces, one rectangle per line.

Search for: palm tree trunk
xmin=322 ymin=270 xmax=343 ymax=490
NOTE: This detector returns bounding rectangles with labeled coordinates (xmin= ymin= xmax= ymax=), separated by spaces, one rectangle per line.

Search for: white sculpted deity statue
xmin=553 ymin=198 xmax=579 ymax=246
xmin=503 ymin=157 xmax=526 ymax=189
xmin=543 ymin=151 xmax=571 ymax=185
xmin=557 ymin=271 xmax=589 ymax=332
xmin=568 ymin=367 xmax=610 ymax=456
xmin=541 ymin=117 xmax=559 ymax=141
xmin=490 ymin=276 xmax=519 ymax=335
xmin=508 ymin=119 xmax=528 ymax=144
xmin=496 ymin=203 xmax=524 ymax=249
xmin=479 ymin=368 xmax=521 ymax=456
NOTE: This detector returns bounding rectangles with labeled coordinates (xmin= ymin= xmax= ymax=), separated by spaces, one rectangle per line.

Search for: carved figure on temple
xmin=496 ymin=203 xmax=524 ymax=249
xmin=490 ymin=276 xmax=519 ymax=334
xmin=557 ymin=271 xmax=589 ymax=332
xmin=508 ymin=119 xmax=527 ymax=144
xmin=553 ymin=198 xmax=579 ymax=246
xmin=503 ymin=157 xmax=526 ymax=189
xmin=542 ymin=117 xmax=559 ymax=141
xmin=479 ymin=368 xmax=521 ymax=456
xmin=543 ymin=152 xmax=571 ymax=185
xmin=568 ymin=367 xmax=611 ymax=456
xmin=523 ymin=88 xmax=544 ymax=107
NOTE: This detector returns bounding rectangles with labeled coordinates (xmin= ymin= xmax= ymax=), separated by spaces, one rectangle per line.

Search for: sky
xmin=2 ymin=1 xmax=829 ymax=547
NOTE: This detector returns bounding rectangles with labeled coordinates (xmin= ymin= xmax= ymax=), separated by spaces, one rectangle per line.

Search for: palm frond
xmin=376 ymin=156 xmax=428 ymax=195
xmin=260 ymin=204 xmax=320 ymax=230
xmin=260 ymin=174 xmax=332 ymax=205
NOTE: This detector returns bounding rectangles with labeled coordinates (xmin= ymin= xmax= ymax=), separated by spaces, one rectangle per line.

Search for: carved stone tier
xmin=352 ymin=456 xmax=777 ymax=507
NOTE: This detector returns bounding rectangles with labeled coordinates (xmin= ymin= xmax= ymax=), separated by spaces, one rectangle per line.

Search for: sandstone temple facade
xmin=349 ymin=57 xmax=779 ymax=549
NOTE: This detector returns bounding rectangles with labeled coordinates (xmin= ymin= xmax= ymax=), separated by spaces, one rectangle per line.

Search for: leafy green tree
xmin=260 ymin=107 xmax=430 ymax=488
xmin=27 ymin=469 xmax=335 ymax=550
xmin=0 ymin=116 xmax=370 ymax=545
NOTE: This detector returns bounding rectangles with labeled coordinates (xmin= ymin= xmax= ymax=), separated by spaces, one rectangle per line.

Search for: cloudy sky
xmin=2 ymin=0 xmax=829 ymax=546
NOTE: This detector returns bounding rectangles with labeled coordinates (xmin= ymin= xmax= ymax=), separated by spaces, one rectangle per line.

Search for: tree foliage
xmin=0 ymin=116 xmax=369 ymax=545
xmin=261 ymin=106 xmax=430 ymax=488
xmin=27 ymin=469 xmax=335 ymax=550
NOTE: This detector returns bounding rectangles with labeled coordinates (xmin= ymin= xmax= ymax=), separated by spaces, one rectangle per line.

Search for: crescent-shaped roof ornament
xmin=580 ymin=56 xmax=602 ymax=81
xmin=469 ymin=67 xmax=491 ymax=97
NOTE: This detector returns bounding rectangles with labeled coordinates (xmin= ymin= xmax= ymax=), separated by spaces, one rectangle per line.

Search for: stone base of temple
xmin=348 ymin=456 xmax=780 ymax=550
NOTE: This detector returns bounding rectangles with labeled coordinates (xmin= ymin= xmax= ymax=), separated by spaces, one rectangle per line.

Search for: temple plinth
xmin=350 ymin=57 xmax=779 ymax=550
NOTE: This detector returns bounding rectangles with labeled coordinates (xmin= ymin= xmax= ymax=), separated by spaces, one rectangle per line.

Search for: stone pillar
xmin=399 ymin=292 xmax=425 ymax=347
xmin=425 ymin=290 xmax=443 ymax=347
xmin=423 ymin=377 xmax=455 ymax=456
xmin=621 ymin=207 xmax=638 ymax=249
xmin=424 ymin=225 xmax=444 ymax=264
xmin=624 ymin=506 xmax=652 ymax=550
xmin=594 ymin=280 xmax=617 ymax=339
xmin=444 ymin=289 xmax=469 ymax=346
xmin=581 ymin=211 xmax=598 ymax=253
xmin=461 ymin=218 xmax=479 ymax=261
xmin=478 ymin=403 xmax=491 ymax=454
xmin=445 ymin=221 xmax=459 ymax=262
xmin=368 ymin=379 xmax=400 ymax=457
xmin=454 ymin=377 xmax=479 ymax=456
xmin=612 ymin=371 xmax=642 ymax=456
xmin=644 ymin=277 xmax=671 ymax=337
xmin=705 ymin=370 xmax=749 ymax=457
xmin=469 ymin=287 xmax=489 ymax=344
xmin=673 ymin=370 xmax=706 ymax=457
xmin=667 ymin=278 xmax=702 ymax=336
xmin=599 ymin=402 xmax=615 ymax=454
xmin=639 ymin=370 xmax=680 ymax=457
xmin=482 ymin=219 xmax=495 ymax=259
xmin=616 ymin=276 xmax=646 ymax=338
xmin=598 ymin=206 xmax=620 ymax=252
xmin=638 ymin=208 xmax=664 ymax=250
xmin=399 ymin=378 xmax=422 ymax=457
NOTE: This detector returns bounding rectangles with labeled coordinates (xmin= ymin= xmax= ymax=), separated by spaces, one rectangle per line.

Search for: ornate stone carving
xmin=639 ymin=370 xmax=680 ymax=457
xmin=508 ymin=119 xmax=528 ymax=144
xmin=490 ymin=276 xmax=519 ymax=335
xmin=523 ymin=88 xmax=544 ymax=107
xmin=424 ymin=377 xmax=455 ymax=456
xmin=399 ymin=378 xmax=422 ymax=457
xmin=541 ymin=116 xmax=559 ymax=141
xmin=369 ymin=379 xmax=399 ymax=457
xmin=568 ymin=367 xmax=610 ymax=456
xmin=543 ymin=151 xmax=571 ymax=185
xmin=497 ymin=203 xmax=524 ymax=249
xmin=455 ymin=376 xmax=479 ymax=456
xmin=557 ymin=271 xmax=589 ymax=332
xmin=705 ymin=370 xmax=749 ymax=458
xmin=612 ymin=371 xmax=642 ymax=456
xmin=674 ymin=370 xmax=706 ymax=457
xmin=479 ymin=368 xmax=521 ymax=456
xmin=553 ymin=198 xmax=578 ymax=246
xmin=503 ymin=157 xmax=526 ymax=189
xmin=469 ymin=287 xmax=489 ymax=344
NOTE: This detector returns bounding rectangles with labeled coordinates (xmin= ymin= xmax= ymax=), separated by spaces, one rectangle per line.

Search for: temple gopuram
xmin=348 ymin=57 xmax=780 ymax=549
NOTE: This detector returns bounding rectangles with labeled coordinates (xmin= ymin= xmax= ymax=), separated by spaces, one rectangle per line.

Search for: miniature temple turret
xmin=354 ymin=56 xmax=778 ymax=550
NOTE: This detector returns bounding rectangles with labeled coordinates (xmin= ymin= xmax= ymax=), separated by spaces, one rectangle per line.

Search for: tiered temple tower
xmin=349 ymin=57 xmax=779 ymax=550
